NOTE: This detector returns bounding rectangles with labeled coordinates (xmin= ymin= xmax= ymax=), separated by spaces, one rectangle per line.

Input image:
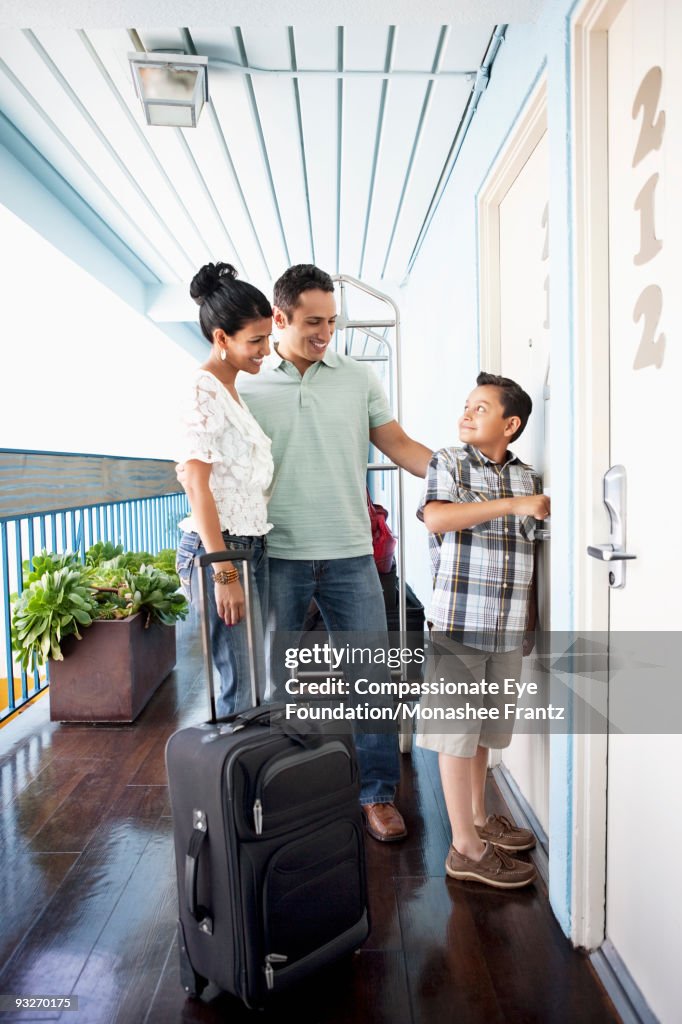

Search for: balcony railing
xmin=0 ymin=449 xmax=189 ymax=722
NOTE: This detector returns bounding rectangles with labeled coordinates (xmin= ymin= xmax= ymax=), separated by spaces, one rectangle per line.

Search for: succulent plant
xmin=11 ymin=544 xmax=188 ymax=667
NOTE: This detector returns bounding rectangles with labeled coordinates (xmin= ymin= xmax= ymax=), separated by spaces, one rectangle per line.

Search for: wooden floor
xmin=0 ymin=618 xmax=620 ymax=1024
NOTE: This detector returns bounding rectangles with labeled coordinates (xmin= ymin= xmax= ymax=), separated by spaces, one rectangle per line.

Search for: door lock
xmin=587 ymin=465 xmax=636 ymax=589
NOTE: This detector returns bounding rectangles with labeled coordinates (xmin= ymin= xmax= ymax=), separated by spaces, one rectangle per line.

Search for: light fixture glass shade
xmin=138 ymin=66 xmax=198 ymax=102
xmin=128 ymin=53 xmax=208 ymax=128
xmin=146 ymin=103 xmax=196 ymax=128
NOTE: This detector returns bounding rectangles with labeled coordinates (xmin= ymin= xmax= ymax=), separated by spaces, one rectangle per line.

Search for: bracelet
xmin=213 ymin=568 xmax=239 ymax=585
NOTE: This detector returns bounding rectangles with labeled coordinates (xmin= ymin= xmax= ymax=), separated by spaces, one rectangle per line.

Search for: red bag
xmin=366 ymin=488 xmax=397 ymax=573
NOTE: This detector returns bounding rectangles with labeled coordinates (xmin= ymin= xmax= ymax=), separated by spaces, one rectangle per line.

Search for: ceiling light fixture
xmin=128 ymin=51 xmax=208 ymax=128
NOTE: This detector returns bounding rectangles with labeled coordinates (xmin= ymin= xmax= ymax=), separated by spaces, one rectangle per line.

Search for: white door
xmin=497 ymin=131 xmax=551 ymax=834
xmin=605 ymin=2 xmax=682 ymax=1019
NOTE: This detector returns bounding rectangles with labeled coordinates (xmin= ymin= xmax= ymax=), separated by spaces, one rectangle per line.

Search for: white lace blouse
xmin=178 ymin=370 xmax=274 ymax=537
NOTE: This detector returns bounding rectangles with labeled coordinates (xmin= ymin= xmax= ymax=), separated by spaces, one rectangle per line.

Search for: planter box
xmin=48 ymin=614 xmax=176 ymax=723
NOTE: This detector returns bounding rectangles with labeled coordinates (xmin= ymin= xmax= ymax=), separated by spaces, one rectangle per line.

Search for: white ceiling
xmin=0 ymin=5 xmax=540 ymax=321
xmin=0 ymin=2 xmax=541 ymax=29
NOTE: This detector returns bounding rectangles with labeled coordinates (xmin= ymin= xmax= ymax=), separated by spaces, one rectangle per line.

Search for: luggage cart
xmin=333 ymin=274 xmax=417 ymax=755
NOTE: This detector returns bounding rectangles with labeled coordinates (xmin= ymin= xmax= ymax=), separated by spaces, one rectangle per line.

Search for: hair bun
xmin=189 ymin=262 xmax=239 ymax=304
xmin=216 ymin=262 xmax=238 ymax=281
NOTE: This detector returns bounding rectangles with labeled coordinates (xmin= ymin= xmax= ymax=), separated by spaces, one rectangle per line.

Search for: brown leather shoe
xmin=445 ymin=841 xmax=536 ymax=889
xmin=475 ymin=813 xmax=536 ymax=851
xmin=362 ymin=802 xmax=407 ymax=842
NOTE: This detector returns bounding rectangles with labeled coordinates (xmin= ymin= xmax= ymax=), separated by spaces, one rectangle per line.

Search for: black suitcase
xmin=165 ymin=549 xmax=370 ymax=1008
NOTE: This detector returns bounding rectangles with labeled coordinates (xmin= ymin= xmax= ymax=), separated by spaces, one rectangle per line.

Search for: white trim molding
xmin=569 ymin=0 xmax=626 ymax=952
xmin=477 ymin=77 xmax=548 ymax=373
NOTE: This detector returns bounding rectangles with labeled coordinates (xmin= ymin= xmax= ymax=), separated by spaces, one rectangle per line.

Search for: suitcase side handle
xmin=196 ymin=548 xmax=259 ymax=721
xmin=185 ymin=811 xmax=213 ymax=935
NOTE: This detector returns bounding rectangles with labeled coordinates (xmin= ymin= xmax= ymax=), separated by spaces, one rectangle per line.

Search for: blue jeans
xmin=267 ymin=555 xmax=400 ymax=805
xmin=176 ymin=532 xmax=268 ymax=718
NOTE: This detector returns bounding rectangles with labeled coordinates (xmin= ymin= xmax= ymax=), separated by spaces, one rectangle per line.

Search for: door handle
xmin=534 ymin=519 xmax=551 ymax=541
xmin=587 ymin=465 xmax=636 ymax=588
xmin=587 ymin=545 xmax=636 ymax=562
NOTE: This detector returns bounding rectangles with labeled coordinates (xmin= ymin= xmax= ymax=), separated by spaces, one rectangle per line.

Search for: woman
xmin=176 ymin=262 xmax=273 ymax=717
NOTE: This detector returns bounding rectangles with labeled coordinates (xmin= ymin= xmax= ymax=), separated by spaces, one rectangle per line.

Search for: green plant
xmin=86 ymin=542 xmax=154 ymax=572
xmin=22 ymin=551 xmax=82 ymax=584
xmin=90 ymin=565 xmax=187 ymax=626
xmin=146 ymin=548 xmax=180 ymax=588
xmin=11 ymin=546 xmax=189 ymax=668
xmin=85 ymin=541 xmax=124 ymax=566
xmin=119 ymin=565 xmax=188 ymax=625
xmin=11 ymin=564 xmax=99 ymax=668
xmin=153 ymin=548 xmax=178 ymax=575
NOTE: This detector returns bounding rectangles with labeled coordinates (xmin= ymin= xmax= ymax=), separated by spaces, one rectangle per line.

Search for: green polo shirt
xmin=238 ymin=348 xmax=393 ymax=559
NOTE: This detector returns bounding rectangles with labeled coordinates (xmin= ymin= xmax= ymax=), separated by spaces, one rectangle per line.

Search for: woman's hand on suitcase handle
xmin=215 ymin=578 xmax=245 ymax=626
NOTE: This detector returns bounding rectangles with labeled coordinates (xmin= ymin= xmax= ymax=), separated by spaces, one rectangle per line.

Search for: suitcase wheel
xmin=177 ymin=921 xmax=208 ymax=999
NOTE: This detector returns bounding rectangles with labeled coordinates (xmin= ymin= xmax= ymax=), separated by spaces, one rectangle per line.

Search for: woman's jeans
xmin=176 ymin=532 xmax=268 ymax=717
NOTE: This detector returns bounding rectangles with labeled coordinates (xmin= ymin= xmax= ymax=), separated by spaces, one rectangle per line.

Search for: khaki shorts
xmin=415 ymin=635 xmax=523 ymax=758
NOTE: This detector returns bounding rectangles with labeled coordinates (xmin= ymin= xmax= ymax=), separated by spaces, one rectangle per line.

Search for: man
xmin=244 ymin=264 xmax=433 ymax=841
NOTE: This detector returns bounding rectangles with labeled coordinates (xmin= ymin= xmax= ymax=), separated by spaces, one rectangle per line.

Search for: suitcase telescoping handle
xmin=197 ymin=549 xmax=259 ymax=723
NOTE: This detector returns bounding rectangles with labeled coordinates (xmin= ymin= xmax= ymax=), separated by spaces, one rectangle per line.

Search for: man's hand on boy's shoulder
xmin=512 ymin=494 xmax=551 ymax=520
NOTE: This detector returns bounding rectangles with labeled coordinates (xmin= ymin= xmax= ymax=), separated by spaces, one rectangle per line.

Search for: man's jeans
xmin=267 ymin=554 xmax=400 ymax=805
xmin=176 ymin=532 xmax=268 ymax=717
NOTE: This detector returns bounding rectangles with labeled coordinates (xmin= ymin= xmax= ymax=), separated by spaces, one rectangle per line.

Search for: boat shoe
xmin=475 ymin=813 xmax=536 ymax=851
xmin=445 ymin=841 xmax=537 ymax=889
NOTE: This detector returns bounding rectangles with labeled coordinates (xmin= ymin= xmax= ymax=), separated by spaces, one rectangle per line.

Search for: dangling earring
xmin=220 ymin=348 xmax=227 ymax=361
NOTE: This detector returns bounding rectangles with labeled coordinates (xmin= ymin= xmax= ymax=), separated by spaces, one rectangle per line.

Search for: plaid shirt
xmin=417 ymin=445 xmax=541 ymax=652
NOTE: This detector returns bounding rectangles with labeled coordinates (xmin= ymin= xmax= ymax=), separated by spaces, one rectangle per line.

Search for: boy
xmin=417 ymin=371 xmax=550 ymax=888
